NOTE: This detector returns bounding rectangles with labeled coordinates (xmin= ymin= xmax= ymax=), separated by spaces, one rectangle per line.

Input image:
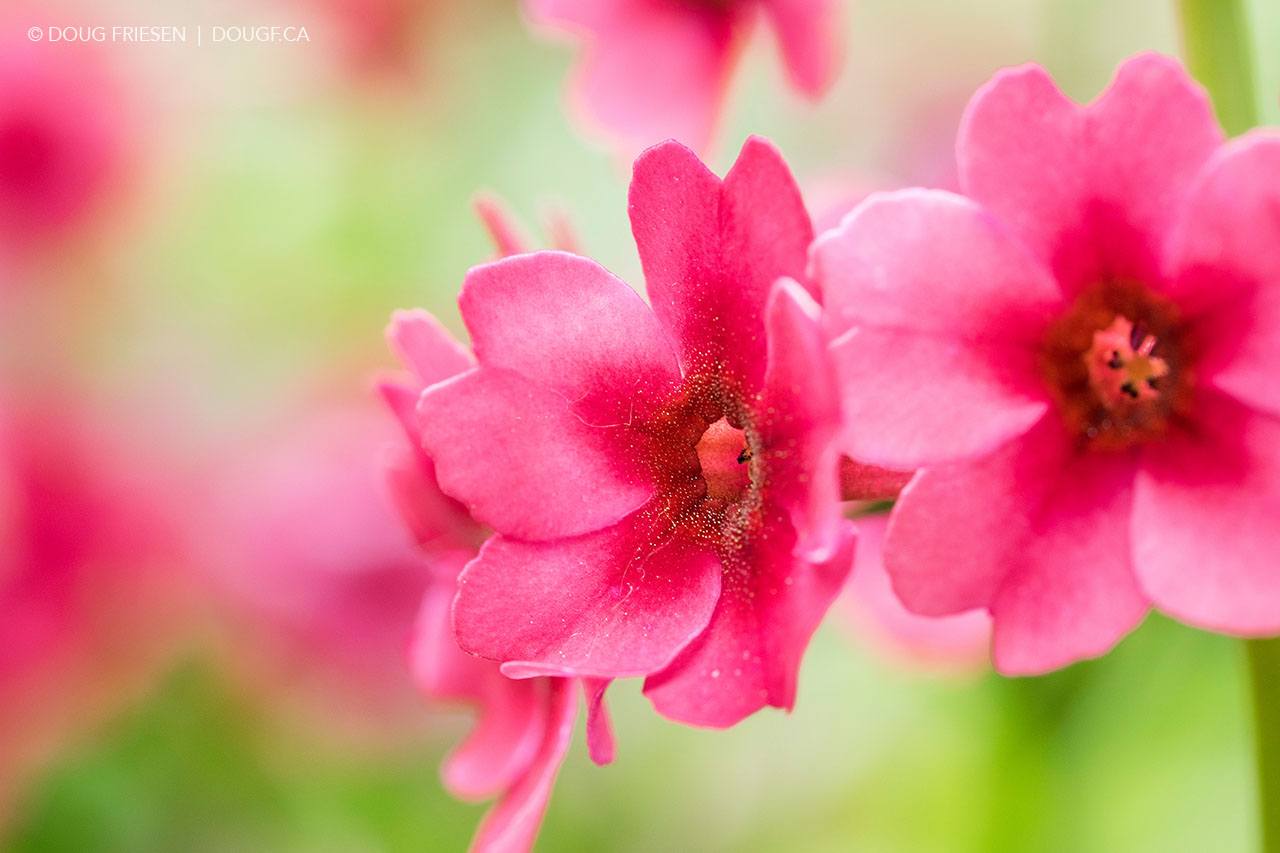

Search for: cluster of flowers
xmin=2 ymin=0 xmax=1276 ymax=847
xmin=381 ymin=41 xmax=1280 ymax=851
xmin=0 ymin=10 xmax=189 ymax=825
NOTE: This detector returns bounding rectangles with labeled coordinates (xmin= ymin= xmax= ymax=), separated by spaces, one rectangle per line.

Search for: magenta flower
xmin=308 ymin=0 xmax=432 ymax=83
xmin=413 ymin=138 xmax=852 ymax=729
xmin=813 ymin=53 xmax=1280 ymax=674
xmin=380 ymin=203 xmax=613 ymax=852
xmin=0 ymin=21 xmax=130 ymax=257
xmin=524 ymin=0 xmax=843 ymax=154
xmin=213 ymin=404 xmax=440 ymax=731
xmin=0 ymin=395 xmax=181 ymax=822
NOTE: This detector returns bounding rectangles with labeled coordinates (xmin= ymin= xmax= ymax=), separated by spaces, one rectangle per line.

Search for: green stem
xmin=1248 ymin=639 xmax=1280 ymax=853
xmin=1176 ymin=0 xmax=1259 ymax=134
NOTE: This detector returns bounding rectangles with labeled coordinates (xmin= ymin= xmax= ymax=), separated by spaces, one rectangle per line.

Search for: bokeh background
xmin=3 ymin=0 xmax=1280 ymax=850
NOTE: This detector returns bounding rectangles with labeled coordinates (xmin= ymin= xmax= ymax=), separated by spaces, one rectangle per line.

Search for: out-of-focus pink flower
xmin=524 ymin=0 xmax=843 ymax=155
xmin=412 ymin=137 xmax=851 ymax=730
xmin=0 ymin=20 xmax=131 ymax=259
xmin=303 ymin=0 xmax=432 ymax=83
xmin=381 ymin=200 xmax=612 ymax=852
xmin=0 ymin=394 xmax=182 ymax=826
xmin=813 ymin=53 xmax=1280 ymax=675
xmin=840 ymin=512 xmax=990 ymax=676
xmin=212 ymin=404 xmax=434 ymax=735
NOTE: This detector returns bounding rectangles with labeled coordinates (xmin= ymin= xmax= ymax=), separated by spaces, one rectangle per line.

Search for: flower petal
xmin=629 ymin=140 xmax=721 ymax=363
xmin=442 ymin=676 xmax=548 ymax=802
xmin=460 ymin=251 xmax=681 ymax=426
xmin=410 ymin=575 xmax=485 ymax=702
xmin=385 ymin=309 xmax=474 ymax=389
xmin=815 ymin=189 xmax=1064 ymax=342
xmin=989 ymin=451 xmax=1147 ymax=675
xmin=761 ymin=0 xmax=842 ymax=97
xmin=412 ymin=578 xmax=546 ymax=802
xmin=469 ymin=678 xmax=576 ymax=853
xmin=1167 ymin=132 xmax=1280 ymax=298
xmin=829 ymin=330 xmax=1049 ymax=469
xmin=956 ymin=63 xmax=1087 ymax=286
xmin=582 ymin=677 xmax=615 ymax=766
xmin=641 ymin=578 xmax=767 ymax=729
xmin=1083 ymin=53 xmax=1224 ymax=286
xmin=473 ymin=193 xmax=534 ymax=257
xmin=812 ymin=189 xmax=1058 ymax=468
xmin=759 ymin=279 xmax=842 ymax=561
xmin=643 ymin=520 xmax=854 ymax=728
xmin=1166 ymin=132 xmax=1280 ymax=418
xmin=377 ymin=378 xmax=421 ymax=445
xmin=1134 ymin=395 xmax=1280 ymax=635
xmin=380 ymin=414 xmax=478 ymax=553
xmin=884 ymin=416 xmax=1073 ymax=616
xmin=631 ymin=137 xmax=813 ymax=391
xmin=418 ymin=367 xmax=653 ymax=540
xmin=754 ymin=520 xmax=855 ymax=711
xmin=454 ymin=517 xmax=722 ymax=679
xmin=958 ymin=54 xmax=1221 ymax=292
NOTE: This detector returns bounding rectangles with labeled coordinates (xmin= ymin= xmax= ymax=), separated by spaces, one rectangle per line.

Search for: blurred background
xmin=2 ymin=0 xmax=1279 ymax=850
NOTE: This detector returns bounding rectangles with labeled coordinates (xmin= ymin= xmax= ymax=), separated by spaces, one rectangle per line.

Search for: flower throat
xmin=1039 ymin=281 xmax=1193 ymax=452
xmin=629 ymin=371 xmax=764 ymax=555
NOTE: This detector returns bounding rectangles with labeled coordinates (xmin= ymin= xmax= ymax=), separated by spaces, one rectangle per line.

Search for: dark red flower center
xmin=1039 ymin=281 xmax=1194 ymax=451
xmin=631 ymin=372 xmax=764 ymax=554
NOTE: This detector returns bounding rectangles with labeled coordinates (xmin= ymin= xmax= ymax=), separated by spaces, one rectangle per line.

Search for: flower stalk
xmin=1248 ymin=639 xmax=1280 ymax=853
xmin=1176 ymin=0 xmax=1259 ymax=134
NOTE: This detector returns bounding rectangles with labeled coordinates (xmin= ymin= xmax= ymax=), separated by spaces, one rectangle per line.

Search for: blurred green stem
xmin=982 ymin=669 xmax=1093 ymax=853
xmin=1176 ymin=0 xmax=1258 ymax=134
xmin=1248 ymin=640 xmax=1280 ymax=853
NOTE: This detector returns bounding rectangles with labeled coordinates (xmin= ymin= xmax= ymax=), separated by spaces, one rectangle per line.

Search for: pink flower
xmin=413 ymin=137 xmax=852 ymax=729
xmin=840 ymin=512 xmax=991 ymax=676
xmin=524 ymin=0 xmax=843 ymax=155
xmin=0 ymin=19 xmax=131 ymax=258
xmin=304 ymin=0 xmax=433 ymax=83
xmin=380 ymin=201 xmax=612 ymax=852
xmin=0 ymin=394 xmax=181 ymax=824
xmin=813 ymin=53 xmax=1280 ymax=674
